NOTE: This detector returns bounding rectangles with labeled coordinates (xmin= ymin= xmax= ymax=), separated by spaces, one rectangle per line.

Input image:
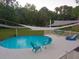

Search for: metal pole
xmin=50 ymin=19 xmax=51 ymax=29
xmin=16 ymin=27 xmax=18 ymax=36
xmin=50 ymin=19 xmax=52 ymax=34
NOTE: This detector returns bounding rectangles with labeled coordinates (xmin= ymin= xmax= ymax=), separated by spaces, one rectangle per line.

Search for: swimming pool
xmin=0 ymin=36 xmax=52 ymax=49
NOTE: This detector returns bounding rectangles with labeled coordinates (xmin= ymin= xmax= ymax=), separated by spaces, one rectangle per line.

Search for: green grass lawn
xmin=0 ymin=28 xmax=44 ymax=41
xmin=60 ymin=25 xmax=79 ymax=32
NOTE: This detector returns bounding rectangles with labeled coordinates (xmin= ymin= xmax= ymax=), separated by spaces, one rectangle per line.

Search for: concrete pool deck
xmin=0 ymin=34 xmax=79 ymax=59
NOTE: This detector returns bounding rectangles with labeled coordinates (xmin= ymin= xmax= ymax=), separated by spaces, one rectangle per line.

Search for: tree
xmin=38 ymin=7 xmax=54 ymax=26
xmin=72 ymin=6 xmax=79 ymax=19
xmin=3 ymin=0 xmax=16 ymax=6
xmin=55 ymin=7 xmax=59 ymax=14
xmin=76 ymin=0 xmax=79 ymax=4
xmin=55 ymin=5 xmax=73 ymax=20
xmin=25 ymin=3 xmax=36 ymax=11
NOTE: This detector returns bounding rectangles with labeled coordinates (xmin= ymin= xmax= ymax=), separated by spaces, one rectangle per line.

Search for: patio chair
xmin=30 ymin=42 xmax=41 ymax=53
xmin=54 ymin=30 xmax=64 ymax=35
xmin=42 ymin=37 xmax=52 ymax=49
xmin=66 ymin=34 xmax=79 ymax=41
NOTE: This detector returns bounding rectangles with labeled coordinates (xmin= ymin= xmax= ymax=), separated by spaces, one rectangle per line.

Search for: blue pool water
xmin=0 ymin=36 xmax=52 ymax=49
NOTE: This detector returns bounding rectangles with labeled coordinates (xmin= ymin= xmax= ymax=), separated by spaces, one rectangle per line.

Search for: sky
xmin=16 ymin=0 xmax=77 ymax=11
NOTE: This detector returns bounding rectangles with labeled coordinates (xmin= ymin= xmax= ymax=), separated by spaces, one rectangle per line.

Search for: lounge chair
xmin=30 ymin=42 xmax=41 ymax=53
xmin=54 ymin=30 xmax=64 ymax=35
xmin=66 ymin=34 xmax=78 ymax=41
xmin=42 ymin=37 xmax=52 ymax=49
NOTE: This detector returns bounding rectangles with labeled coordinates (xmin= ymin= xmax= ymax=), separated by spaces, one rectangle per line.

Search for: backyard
xmin=60 ymin=25 xmax=79 ymax=32
xmin=0 ymin=28 xmax=44 ymax=41
xmin=0 ymin=0 xmax=79 ymax=59
xmin=0 ymin=25 xmax=79 ymax=41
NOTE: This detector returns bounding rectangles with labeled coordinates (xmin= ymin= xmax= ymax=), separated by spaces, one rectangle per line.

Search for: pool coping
xmin=0 ymin=34 xmax=79 ymax=59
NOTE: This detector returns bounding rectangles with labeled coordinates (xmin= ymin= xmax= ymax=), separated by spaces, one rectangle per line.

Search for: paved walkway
xmin=0 ymin=22 xmax=79 ymax=30
xmin=0 ymin=19 xmax=79 ymax=30
xmin=51 ymin=20 xmax=79 ymax=26
xmin=19 ymin=23 xmax=79 ymax=30
xmin=0 ymin=24 xmax=25 ymax=28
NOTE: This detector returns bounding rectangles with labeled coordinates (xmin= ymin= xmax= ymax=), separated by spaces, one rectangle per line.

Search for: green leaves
xmin=55 ymin=5 xmax=79 ymax=20
xmin=0 ymin=1 xmax=79 ymax=27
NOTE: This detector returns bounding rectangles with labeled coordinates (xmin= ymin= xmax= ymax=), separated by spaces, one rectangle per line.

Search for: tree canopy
xmin=0 ymin=0 xmax=79 ymax=27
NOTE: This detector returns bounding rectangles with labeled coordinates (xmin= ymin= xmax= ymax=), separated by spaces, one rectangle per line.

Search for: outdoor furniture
xmin=30 ymin=42 xmax=41 ymax=53
xmin=42 ymin=37 xmax=52 ymax=48
xmin=66 ymin=34 xmax=78 ymax=41
xmin=54 ymin=30 xmax=64 ymax=35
